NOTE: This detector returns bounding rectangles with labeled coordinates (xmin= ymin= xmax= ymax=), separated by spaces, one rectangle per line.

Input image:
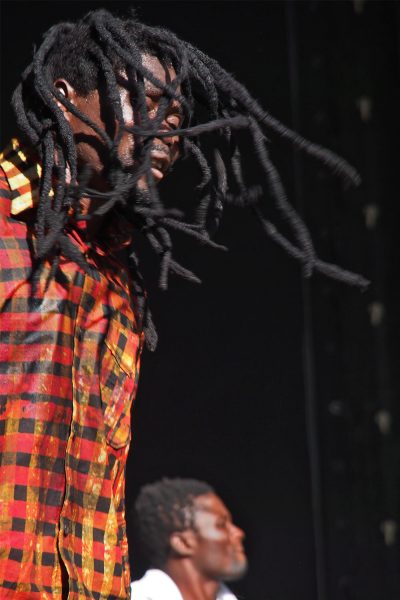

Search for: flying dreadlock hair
xmin=133 ymin=477 xmax=214 ymax=568
xmin=12 ymin=8 xmax=369 ymax=350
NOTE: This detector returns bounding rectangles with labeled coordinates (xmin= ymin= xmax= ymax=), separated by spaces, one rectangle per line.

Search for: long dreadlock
xmin=12 ymin=8 xmax=369 ymax=350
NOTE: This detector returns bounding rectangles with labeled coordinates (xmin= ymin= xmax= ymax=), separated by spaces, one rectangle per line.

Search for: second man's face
xmin=190 ymin=493 xmax=248 ymax=582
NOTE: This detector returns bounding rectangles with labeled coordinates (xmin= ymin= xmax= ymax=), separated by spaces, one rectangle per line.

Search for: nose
xmin=231 ymin=523 xmax=245 ymax=541
xmin=160 ymin=125 xmax=180 ymax=149
xmin=155 ymin=127 xmax=180 ymax=165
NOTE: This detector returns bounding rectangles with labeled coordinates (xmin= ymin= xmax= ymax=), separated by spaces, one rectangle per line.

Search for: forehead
xmin=193 ymin=493 xmax=231 ymax=520
xmin=109 ymin=53 xmax=182 ymax=118
xmin=142 ymin=54 xmax=177 ymax=87
xmin=116 ymin=54 xmax=178 ymax=94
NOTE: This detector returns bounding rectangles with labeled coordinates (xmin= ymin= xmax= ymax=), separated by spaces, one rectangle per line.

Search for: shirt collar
xmin=131 ymin=569 xmax=238 ymax=600
xmin=0 ymin=138 xmax=46 ymax=216
xmin=132 ymin=569 xmax=183 ymax=600
xmin=0 ymin=138 xmax=132 ymax=252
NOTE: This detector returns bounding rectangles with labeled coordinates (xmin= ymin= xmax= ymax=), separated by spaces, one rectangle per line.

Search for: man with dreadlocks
xmin=0 ymin=6 xmax=367 ymax=600
xmin=0 ymin=10 xmax=185 ymax=599
xmin=131 ymin=478 xmax=247 ymax=600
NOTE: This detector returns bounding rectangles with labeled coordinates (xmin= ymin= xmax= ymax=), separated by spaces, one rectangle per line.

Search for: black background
xmin=1 ymin=2 xmax=399 ymax=599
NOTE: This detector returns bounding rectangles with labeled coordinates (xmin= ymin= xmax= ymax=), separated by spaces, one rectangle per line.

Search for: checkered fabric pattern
xmin=0 ymin=140 xmax=144 ymax=599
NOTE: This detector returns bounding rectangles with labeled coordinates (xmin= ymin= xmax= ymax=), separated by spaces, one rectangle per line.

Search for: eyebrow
xmin=196 ymin=507 xmax=232 ymax=520
xmin=116 ymin=73 xmax=184 ymax=116
xmin=114 ymin=75 xmax=169 ymax=98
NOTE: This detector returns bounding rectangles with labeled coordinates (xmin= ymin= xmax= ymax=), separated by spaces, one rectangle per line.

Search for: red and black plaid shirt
xmin=0 ymin=140 xmax=144 ymax=599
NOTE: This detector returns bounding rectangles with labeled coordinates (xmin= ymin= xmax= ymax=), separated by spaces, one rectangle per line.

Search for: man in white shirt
xmin=131 ymin=478 xmax=247 ymax=600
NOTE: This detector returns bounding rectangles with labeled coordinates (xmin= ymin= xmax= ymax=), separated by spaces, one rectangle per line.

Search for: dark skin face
xmin=167 ymin=491 xmax=248 ymax=598
xmin=55 ymin=54 xmax=183 ymax=201
xmin=189 ymin=493 xmax=247 ymax=582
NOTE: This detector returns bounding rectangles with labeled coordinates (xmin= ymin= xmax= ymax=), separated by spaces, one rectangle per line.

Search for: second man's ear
xmin=169 ymin=530 xmax=198 ymax=558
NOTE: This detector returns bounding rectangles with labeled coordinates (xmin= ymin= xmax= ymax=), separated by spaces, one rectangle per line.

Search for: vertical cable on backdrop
xmin=286 ymin=3 xmax=328 ymax=600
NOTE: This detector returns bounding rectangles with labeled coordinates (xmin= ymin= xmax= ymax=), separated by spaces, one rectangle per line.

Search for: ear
xmin=53 ymin=78 xmax=77 ymax=118
xmin=169 ymin=530 xmax=198 ymax=558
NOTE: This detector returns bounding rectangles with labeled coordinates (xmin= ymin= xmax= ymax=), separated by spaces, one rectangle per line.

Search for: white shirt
xmin=131 ymin=568 xmax=238 ymax=600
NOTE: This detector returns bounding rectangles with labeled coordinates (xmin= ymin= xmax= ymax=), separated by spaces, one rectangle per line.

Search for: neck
xmin=78 ymin=196 xmax=106 ymax=239
xmin=164 ymin=561 xmax=220 ymax=600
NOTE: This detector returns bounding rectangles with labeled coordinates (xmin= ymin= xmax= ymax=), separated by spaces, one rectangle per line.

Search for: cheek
xmin=200 ymin=540 xmax=233 ymax=573
xmin=119 ymin=88 xmax=134 ymax=126
xmin=203 ymin=533 xmax=231 ymax=555
xmin=116 ymin=133 xmax=135 ymax=167
xmin=121 ymin=101 xmax=134 ymax=126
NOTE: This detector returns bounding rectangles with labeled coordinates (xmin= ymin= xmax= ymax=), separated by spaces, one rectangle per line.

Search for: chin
xmin=221 ymin=558 xmax=248 ymax=582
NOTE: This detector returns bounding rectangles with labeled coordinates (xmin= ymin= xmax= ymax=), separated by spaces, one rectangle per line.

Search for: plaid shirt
xmin=0 ymin=140 xmax=144 ymax=599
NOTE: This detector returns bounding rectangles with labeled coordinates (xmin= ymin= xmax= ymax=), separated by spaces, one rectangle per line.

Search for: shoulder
xmin=0 ymin=164 xmax=32 ymax=239
xmin=131 ymin=569 xmax=183 ymax=600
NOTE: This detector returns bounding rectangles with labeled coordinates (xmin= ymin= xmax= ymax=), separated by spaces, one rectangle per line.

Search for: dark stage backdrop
xmin=1 ymin=2 xmax=399 ymax=599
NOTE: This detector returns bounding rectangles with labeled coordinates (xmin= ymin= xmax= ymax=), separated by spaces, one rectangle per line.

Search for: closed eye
xmin=166 ymin=113 xmax=184 ymax=130
xmin=216 ymin=518 xmax=228 ymax=528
